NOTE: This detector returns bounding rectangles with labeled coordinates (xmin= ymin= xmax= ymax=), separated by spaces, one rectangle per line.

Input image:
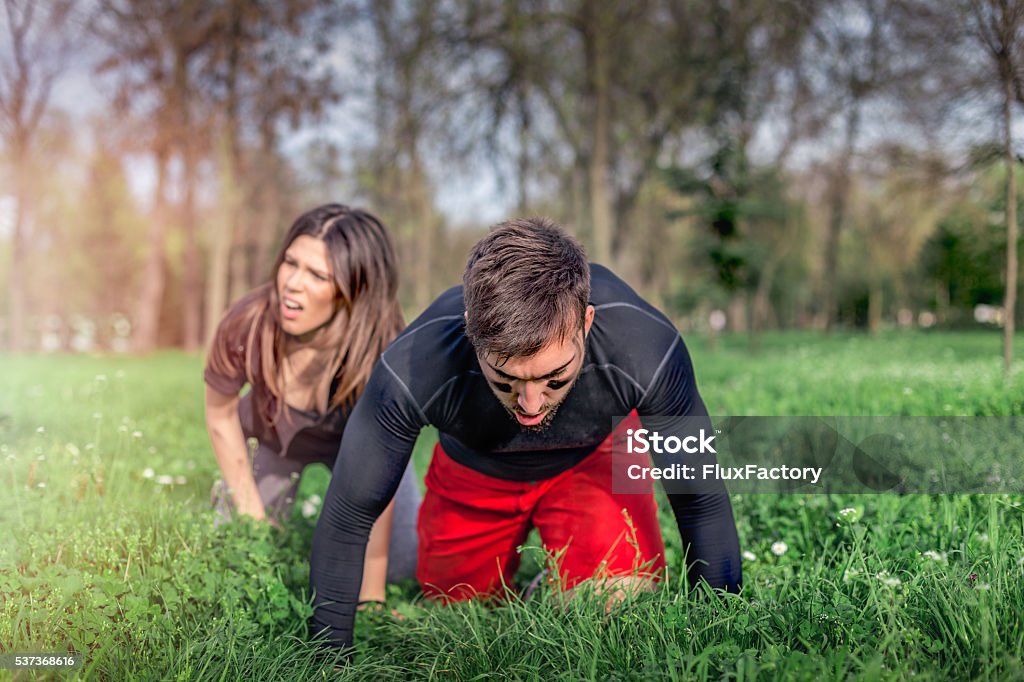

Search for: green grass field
xmin=2 ymin=331 xmax=1024 ymax=680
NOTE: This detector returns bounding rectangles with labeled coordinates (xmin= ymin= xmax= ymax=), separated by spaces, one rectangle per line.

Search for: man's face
xmin=476 ymin=306 xmax=594 ymax=431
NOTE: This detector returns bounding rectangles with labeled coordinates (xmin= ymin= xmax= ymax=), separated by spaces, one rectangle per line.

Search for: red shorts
xmin=417 ymin=414 xmax=666 ymax=601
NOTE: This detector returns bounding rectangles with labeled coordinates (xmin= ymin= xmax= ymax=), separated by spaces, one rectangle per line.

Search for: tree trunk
xmin=729 ymin=293 xmax=748 ymax=333
xmin=753 ymin=257 xmax=781 ymax=334
xmin=516 ymin=87 xmax=531 ymax=214
xmin=411 ymin=156 xmax=433 ymax=311
xmin=133 ymin=151 xmax=170 ymax=352
xmin=823 ymin=105 xmax=861 ymax=332
xmin=935 ymin=280 xmax=949 ymax=325
xmin=181 ymin=140 xmax=202 ymax=352
xmin=205 ymin=4 xmax=244 ymax=346
xmin=583 ymin=1 xmax=613 ymax=265
xmin=1004 ymin=74 xmax=1018 ymax=376
xmin=571 ymin=161 xmax=587 ymax=236
xmin=868 ymin=279 xmax=883 ymax=336
xmin=8 ymin=139 xmax=29 ymax=351
xmin=206 ymin=145 xmax=239 ymax=346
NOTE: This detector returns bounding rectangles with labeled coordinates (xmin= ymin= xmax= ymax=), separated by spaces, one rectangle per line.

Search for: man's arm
xmin=636 ymin=336 xmax=742 ymax=593
xmin=309 ymin=363 xmax=424 ymax=648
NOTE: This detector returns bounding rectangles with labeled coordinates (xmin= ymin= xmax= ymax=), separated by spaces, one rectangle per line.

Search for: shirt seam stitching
xmin=380 ymin=356 xmax=429 ymax=424
xmin=422 ymin=375 xmax=461 ymax=413
xmin=592 ymin=302 xmax=676 ymax=333
xmin=642 ymin=335 xmax=681 ymax=402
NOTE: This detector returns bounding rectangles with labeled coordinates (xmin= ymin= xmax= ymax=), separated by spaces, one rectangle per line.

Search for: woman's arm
xmin=358 ymin=498 xmax=396 ymax=603
xmin=204 ymin=384 xmax=270 ymax=523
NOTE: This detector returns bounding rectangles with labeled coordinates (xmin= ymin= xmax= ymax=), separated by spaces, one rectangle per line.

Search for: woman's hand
xmin=204 ymin=385 xmax=269 ymax=523
xmin=358 ymin=498 xmax=397 ymax=603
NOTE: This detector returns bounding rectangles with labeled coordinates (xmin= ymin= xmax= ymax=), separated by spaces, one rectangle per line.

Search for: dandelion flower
xmin=771 ymin=541 xmax=788 ymax=556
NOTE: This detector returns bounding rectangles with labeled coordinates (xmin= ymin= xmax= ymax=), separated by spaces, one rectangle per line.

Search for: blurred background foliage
xmin=2 ymin=0 xmax=1023 ymax=359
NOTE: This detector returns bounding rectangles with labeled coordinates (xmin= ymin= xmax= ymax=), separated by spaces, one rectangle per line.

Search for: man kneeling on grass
xmin=309 ymin=217 xmax=742 ymax=648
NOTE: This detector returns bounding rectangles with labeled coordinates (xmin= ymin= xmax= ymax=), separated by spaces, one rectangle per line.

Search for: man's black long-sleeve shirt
xmin=310 ymin=265 xmax=742 ymax=648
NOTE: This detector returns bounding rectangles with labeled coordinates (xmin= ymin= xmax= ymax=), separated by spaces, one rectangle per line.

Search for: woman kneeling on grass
xmin=203 ymin=203 xmax=419 ymax=603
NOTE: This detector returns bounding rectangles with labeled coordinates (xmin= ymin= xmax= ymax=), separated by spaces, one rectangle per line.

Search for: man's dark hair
xmin=463 ymin=217 xmax=590 ymax=360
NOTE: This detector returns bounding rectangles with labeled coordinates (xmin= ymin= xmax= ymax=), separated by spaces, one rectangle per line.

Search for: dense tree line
xmin=0 ymin=0 xmax=1021 ymax=367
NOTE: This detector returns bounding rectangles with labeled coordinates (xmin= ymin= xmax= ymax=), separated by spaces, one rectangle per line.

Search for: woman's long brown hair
xmin=208 ymin=204 xmax=404 ymax=425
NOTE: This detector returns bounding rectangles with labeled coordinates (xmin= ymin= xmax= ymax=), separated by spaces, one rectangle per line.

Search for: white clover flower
xmin=902 ymin=387 xmax=913 ymax=396
xmin=742 ymin=550 xmax=757 ymax=562
xmin=132 ymin=431 xmax=143 ymax=439
xmin=771 ymin=541 xmax=788 ymax=556
xmin=1017 ymin=556 xmax=1024 ymax=567
xmin=114 ymin=370 xmax=125 ymax=379
xmin=95 ymin=374 xmax=107 ymax=382
xmin=37 ymin=482 xmax=46 ymax=488
xmin=65 ymin=443 xmax=80 ymax=456
xmin=301 ymin=499 xmax=319 ymax=518
xmin=92 ymin=412 xmax=102 ymax=420
xmin=977 ymin=582 xmax=991 ymax=590
xmin=36 ymin=426 xmax=45 ymax=434
xmin=876 ymin=571 xmax=902 ymax=587
xmin=174 ymin=475 xmax=187 ymax=485
xmin=118 ymin=425 xmax=128 ymax=433
xmin=922 ymin=550 xmax=947 ymax=563
xmin=838 ymin=507 xmax=861 ymax=523
xmin=978 ymin=533 xmax=989 ymax=543
xmin=156 ymin=475 xmax=173 ymax=485
xmin=843 ymin=567 xmax=860 ymax=583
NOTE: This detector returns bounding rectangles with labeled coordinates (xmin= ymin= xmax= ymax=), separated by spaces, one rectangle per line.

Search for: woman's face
xmin=276 ymin=235 xmax=337 ymax=340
